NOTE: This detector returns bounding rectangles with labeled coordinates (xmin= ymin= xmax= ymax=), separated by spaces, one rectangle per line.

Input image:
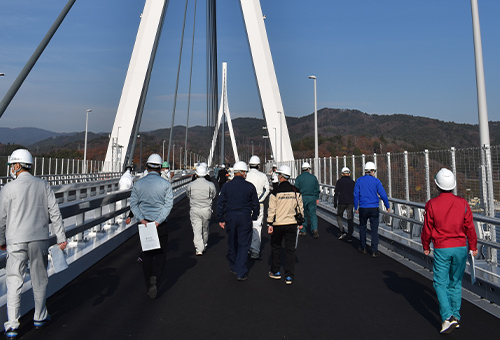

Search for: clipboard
xmin=138 ymin=222 xmax=161 ymax=251
xmin=467 ymin=250 xmax=476 ymax=285
xmin=49 ymin=245 xmax=68 ymax=273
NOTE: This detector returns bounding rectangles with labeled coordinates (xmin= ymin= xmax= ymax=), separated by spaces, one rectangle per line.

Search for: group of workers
xmin=0 ymin=147 xmax=478 ymax=337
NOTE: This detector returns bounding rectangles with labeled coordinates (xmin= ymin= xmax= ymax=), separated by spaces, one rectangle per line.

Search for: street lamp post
xmin=273 ymin=128 xmax=277 ymax=163
xmin=180 ymin=147 xmax=183 ymax=169
xmin=83 ymin=109 xmax=92 ymax=173
xmin=263 ymin=135 xmax=269 ymax=163
xmin=162 ymin=140 xmax=166 ymax=162
xmin=251 ymin=140 xmax=254 ymax=155
xmin=173 ymin=144 xmax=175 ymax=170
xmin=309 ymin=75 xmax=318 ymax=177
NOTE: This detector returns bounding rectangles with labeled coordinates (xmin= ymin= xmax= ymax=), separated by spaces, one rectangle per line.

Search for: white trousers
xmin=190 ymin=208 xmax=212 ymax=253
xmin=4 ymin=240 xmax=49 ymax=331
xmin=250 ymin=203 xmax=265 ymax=255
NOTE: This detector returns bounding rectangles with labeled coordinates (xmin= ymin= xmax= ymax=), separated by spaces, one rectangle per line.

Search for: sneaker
xmin=196 ymin=251 xmax=203 ymax=256
xmin=358 ymin=247 xmax=367 ymax=254
xmin=229 ymin=269 xmax=237 ymax=276
xmin=269 ymin=271 xmax=281 ymax=279
xmin=285 ymin=276 xmax=292 ymax=285
xmin=440 ymin=317 xmax=458 ymax=334
xmin=339 ymin=233 xmax=347 ymax=240
xmin=450 ymin=316 xmax=460 ymax=329
xmin=237 ymin=275 xmax=248 ymax=281
xmin=5 ymin=328 xmax=18 ymax=338
xmin=34 ymin=315 xmax=51 ymax=329
xmin=147 ymin=276 xmax=157 ymax=300
xmin=299 ymin=231 xmax=307 ymax=237
xmin=372 ymin=251 xmax=381 ymax=258
xmin=250 ymin=253 xmax=259 ymax=259
xmin=313 ymin=230 xmax=319 ymax=239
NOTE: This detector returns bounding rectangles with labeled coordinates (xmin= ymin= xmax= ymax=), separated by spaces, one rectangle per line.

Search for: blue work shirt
xmin=354 ymin=174 xmax=389 ymax=210
xmin=217 ymin=176 xmax=259 ymax=222
xmin=130 ymin=171 xmax=173 ymax=224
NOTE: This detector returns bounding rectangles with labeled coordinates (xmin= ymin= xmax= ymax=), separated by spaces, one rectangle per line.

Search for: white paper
xmin=468 ymin=250 xmax=476 ymax=285
xmin=49 ymin=245 xmax=68 ymax=273
xmin=138 ymin=222 xmax=161 ymax=251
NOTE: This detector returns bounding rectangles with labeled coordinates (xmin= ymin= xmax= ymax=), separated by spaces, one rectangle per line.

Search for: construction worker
xmin=334 ymin=167 xmax=355 ymax=241
xmin=0 ymin=149 xmax=67 ymax=338
xmin=270 ymin=164 xmax=279 ymax=190
xmin=130 ymin=153 xmax=173 ymax=299
xmin=161 ymin=161 xmax=173 ymax=182
xmin=186 ymin=165 xmax=216 ymax=255
xmin=246 ymin=156 xmax=270 ymax=259
xmin=294 ymin=162 xmax=320 ymax=238
xmin=119 ymin=164 xmax=134 ymax=191
xmin=267 ymin=165 xmax=303 ymax=285
xmin=217 ymin=161 xmax=259 ymax=281
xmin=421 ymin=168 xmax=477 ymax=334
xmin=354 ymin=161 xmax=390 ymax=257
xmin=217 ymin=164 xmax=228 ymax=189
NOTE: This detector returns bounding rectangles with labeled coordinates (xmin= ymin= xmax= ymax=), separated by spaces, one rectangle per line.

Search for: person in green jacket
xmin=294 ymin=162 xmax=320 ymax=238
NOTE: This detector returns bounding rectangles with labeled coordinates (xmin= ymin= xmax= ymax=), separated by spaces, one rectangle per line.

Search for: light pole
xmin=278 ymin=111 xmax=283 ymax=162
xmin=83 ymin=109 xmax=92 ymax=173
xmin=251 ymin=140 xmax=254 ymax=155
xmin=180 ymin=147 xmax=183 ymax=169
xmin=173 ymin=144 xmax=175 ymax=170
xmin=309 ymin=75 xmax=318 ymax=176
xmin=162 ymin=140 xmax=166 ymax=161
xmin=273 ymin=127 xmax=277 ymax=163
xmin=263 ymin=135 xmax=269 ymax=163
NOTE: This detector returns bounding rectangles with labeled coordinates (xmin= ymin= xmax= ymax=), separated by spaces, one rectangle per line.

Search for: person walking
xmin=267 ymin=165 xmax=303 ymax=285
xmin=269 ymin=164 xmax=279 ymax=190
xmin=0 ymin=149 xmax=67 ymax=339
xmin=161 ymin=161 xmax=173 ymax=182
xmin=294 ymin=162 xmax=320 ymax=238
xmin=186 ymin=165 xmax=216 ymax=255
xmin=217 ymin=161 xmax=259 ymax=281
xmin=130 ymin=153 xmax=173 ymax=299
xmin=354 ymin=161 xmax=390 ymax=257
xmin=118 ymin=164 xmax=134 ymax=191
xmin=217 ymin=164 xmax=228 ymax=189
xmin=421 ymin=168 xmax=477 ymax=334
xmin=246 ymin=156 xmax=270 ymax=259
xmin=334 ymin=167 xmax=355 ymax=241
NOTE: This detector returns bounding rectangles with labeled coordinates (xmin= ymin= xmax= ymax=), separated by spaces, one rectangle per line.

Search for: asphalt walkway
xmin=15 ymin=195 xmax=500 ymax=339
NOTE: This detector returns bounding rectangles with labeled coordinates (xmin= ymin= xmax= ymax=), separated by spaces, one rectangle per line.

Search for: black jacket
xmin=333 ymin=175 xmax=355 ymax=207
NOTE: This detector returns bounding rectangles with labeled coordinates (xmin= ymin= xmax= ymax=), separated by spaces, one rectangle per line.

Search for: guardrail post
xmin=451 ymin=147 xmax=457 ymax=196
xmin=424 ymin=149 xmax=430 ymax=202
xmin=374 ymin=153 xmax=377 ymax=178
xmin=336 ymin=156 xmax=339 ymax=182
xmin=387 ymin=152 xmax=392 ymax=198
xmin=329 ymin=156 xmax=332 ymax=185
xmin=404 ymin=151 xmax=409 ymax=201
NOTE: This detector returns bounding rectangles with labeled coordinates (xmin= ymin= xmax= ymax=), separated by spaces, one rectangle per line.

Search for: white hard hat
xmin=199 ymin=162 xmax=207 ymax=168
xmin=272 ymin=164 xmax=277 ymax=168
xmin=277 ymin=165 xmax=292 ymax=177
xmin=341 ymin=167 xmax=351 ymax=174
xmin=249 ymin=155 xmax=260 ymax=165
xmin=220 ymin=164 xmax=225 ymax=169
xmin=435 ymin=168 xmax=456 ymax=191
xmin=8 ymin=149 xmax=33 ymax=168
xmin=364 ymin=161 xmax=376 ymax=172
xmin=196 ymin=165 xmax=208 ymax=177
xmin=302 ymin=162 xmax=311 ymax=170
xmin=233 ymin=161 xmax=248 ymax=172
xmin=146 ymin=153 xmax=162 ymax=168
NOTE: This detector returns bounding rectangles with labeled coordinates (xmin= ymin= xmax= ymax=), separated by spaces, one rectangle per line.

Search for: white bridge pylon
xmin=104 ymin=0 xmax=294 ymax=172
xmin=207 ymin=63 xmax=239 ymax=167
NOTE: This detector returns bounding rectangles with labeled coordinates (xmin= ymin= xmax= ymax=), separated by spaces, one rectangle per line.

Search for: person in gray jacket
xmin=0 ymin=149 xmax=67 ymax=339
xmin=186 ymin=165 xmax=216 ymax=255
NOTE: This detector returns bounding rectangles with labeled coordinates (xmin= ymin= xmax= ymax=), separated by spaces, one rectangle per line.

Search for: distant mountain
xmin=0 ymin=127 xmax=74 ymax=145
xmin=1 ymin=109 xmax=498 ymax=163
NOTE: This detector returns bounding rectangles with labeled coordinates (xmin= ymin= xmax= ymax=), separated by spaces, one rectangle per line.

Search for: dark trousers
xmin=142 ymin=221 xmax=169 ymax=288
xmin=358 ymin=207 xmax=379 ymax=252
xmin=270 ymin=224 xmax=297 ymax=279
xmin=226 ymin=213 xmax=253 ymax=278
xmin=337 ymin=203 xmax=354 ymax=236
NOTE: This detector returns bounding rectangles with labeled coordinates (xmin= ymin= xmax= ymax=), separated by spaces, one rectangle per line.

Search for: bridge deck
xmin=15 ymin=196 xmax=500 ymax=339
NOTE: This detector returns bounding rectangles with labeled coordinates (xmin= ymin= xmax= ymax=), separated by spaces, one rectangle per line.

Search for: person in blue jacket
xmin=354 ymin=161 xmax=390 ymax=257
xmin=217 ymin=161 xmax=259 ymax=281
xmin=294 ymin=162 xmax=320 ymax=238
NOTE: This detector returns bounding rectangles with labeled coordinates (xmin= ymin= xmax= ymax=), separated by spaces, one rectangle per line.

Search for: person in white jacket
xmin=186 ymin=165 xmax=216 ymax=255
xmin=246 ymin=156 xmax=270 ymax=259
xmin=0 ymin=149 xmax=67 ymax=338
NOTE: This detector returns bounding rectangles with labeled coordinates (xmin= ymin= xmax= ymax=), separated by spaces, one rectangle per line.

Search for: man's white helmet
xmin=341 ymin=167 xmax=351 ymax=174
xmin=277 ymin=165 xmax=292 ymax=177
xmin=220 ymin=164 xmax=226 ymax=169
xmin=249 ymin=155 xmax=260 ymax=165
xmin=146 ymin=153 xmax=162 ymax=168
xmin=8 ymin=149 xmax=33 ymax=168
xmin=302 ymin=162 xmax=311 ymax=170
xmin=435 ymin=168 xmax=456 ymax=191
xmin=233 ymin=161 xmax=248 ymax=172
xmin=272 ymin=164 xmax=277 ymax=168
xmin=364 ymin=161 xmax=376 ymax=172
xmin=196 ymin=165 xmax=208 ymax=177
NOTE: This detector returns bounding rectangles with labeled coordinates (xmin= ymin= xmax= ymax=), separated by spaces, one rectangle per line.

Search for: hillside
xmin=1 ymin=109 xmax=497 ymax=165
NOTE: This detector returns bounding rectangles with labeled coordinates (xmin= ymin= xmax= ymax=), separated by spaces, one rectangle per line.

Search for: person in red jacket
xmin=421 ymin=168 xmax=478 ymax=334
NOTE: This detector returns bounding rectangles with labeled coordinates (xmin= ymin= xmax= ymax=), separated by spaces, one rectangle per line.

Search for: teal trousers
xmin=432 ymin=246 xmax=467 ymax=322
xmin=302 ymin=196 xmax=318 ymax=232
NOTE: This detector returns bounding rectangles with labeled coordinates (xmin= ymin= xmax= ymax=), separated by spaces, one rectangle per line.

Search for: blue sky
xmin=0 ymin=0 xmax=499 ymax=133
